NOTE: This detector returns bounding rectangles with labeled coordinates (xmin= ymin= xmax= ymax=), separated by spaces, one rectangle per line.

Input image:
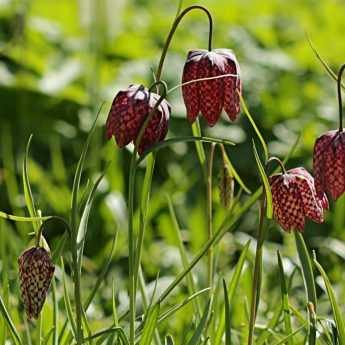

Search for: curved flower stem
xmin=248 ymin=196 xmax=267 ymax=345
xmin=207 ymin=144 xmax=216 ymax=292
xmin=35 ymin=216 xmax=71 ymax=247
xmin=337 ymin=63 xmax=345 ymax=131
xmin=156 ymin=5 xmax=213 ymax=82
xmin=266 ymin=156 xmax=287 ymax=174
xmin=127 ymin=84 xmax=168 ymax=345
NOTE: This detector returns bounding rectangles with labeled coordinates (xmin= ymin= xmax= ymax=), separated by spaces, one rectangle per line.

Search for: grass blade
xmin=187 ymin=299 xmax=213 ymax=345
xmin=138 ymin=135 xmax=234 ymax=164
xmin=294 ymin=232 xmax=317 ymax=345
xmin=0 ymin=211 xmax=50 ymax=222
xmin=158 ymin=288 xmax=210 ymax=325
xmin=61 ymin=258 xmax=77 ymax=340
xmin=83 ymin=327 xmax=129 ymax=345
xmin=214 ymin=241 xmax=250 ymax=345
xmin=220 ymin=145 xmax=251 ymax=194
xmin=22 ymin=134 xmax=40 ymax=232
xmin=307 ymin=34 xmax=345 ymax=91
xmin=191 ymin=119 xmax=207 ymax=169
xmin=0 ymin=293 xmax=23 ymax=345
xmin=71 ymin=105 xmax=102 ymax=235
xmin=139 ymin=304 xmax=161 ymax=345
xmin=239 ymin=93 xmax=269 ymax=163
xmin=166 ymin=195 xmax=201 ymax=317
xmin=222 ymin=279 xmax=232 ymax=345
xmin=314 ymin=258 xmax=345 ymax=344
xmin=165 ymin=335 xmax=175 ymax=345
xmin=76 ymin=169 xmax=107 ymax=265
xmin=277 ymin=251 xmax=294 ymax=345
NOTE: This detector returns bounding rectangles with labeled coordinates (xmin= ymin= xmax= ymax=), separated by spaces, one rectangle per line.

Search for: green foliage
xmin=1 ymin=0 xmax=345 ymax=344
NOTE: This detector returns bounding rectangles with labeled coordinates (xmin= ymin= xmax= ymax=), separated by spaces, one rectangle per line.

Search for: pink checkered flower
xmin=182 ymin=49 xmax=241 ymax=126
xmin=18 ymin=247 xmax=55 ymax=320
xmin=106 ymin=84 xmax=171 ymax=155
xmin=269 ymin=167 xmax=328 ymax=232
xmin=313 ymin=130 xmax=345 ymax=201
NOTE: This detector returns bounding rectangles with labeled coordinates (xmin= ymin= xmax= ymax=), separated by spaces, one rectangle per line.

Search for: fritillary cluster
xmin=16 ymin=4 xmax=345 ymax=322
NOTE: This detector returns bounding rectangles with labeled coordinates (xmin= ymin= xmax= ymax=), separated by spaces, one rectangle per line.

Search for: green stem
xmin=294 ymin=232 xmax=317 ymax=345
xmin=248 ymin=196 xmax=267 ymax=345
xmin=337 ymin=63 xmax=345 ymax=131
xmin=207 ymin=144 xmax=215 ymax=291
xmin=72 ymin=250 xmax=83 ymax=344
xmin=156 ymin=5 xmax=213 ymax=82
xmin=127 ymin=84 xmax=168 ymax=345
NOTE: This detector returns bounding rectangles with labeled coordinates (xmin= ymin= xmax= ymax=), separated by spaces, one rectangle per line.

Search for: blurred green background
xmin=1 ymin=0 xmax=345 ymax=342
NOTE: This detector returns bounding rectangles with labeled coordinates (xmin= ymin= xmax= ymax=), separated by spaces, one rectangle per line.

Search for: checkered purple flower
xmin=269 ymin=167 xmax=328 ymax=232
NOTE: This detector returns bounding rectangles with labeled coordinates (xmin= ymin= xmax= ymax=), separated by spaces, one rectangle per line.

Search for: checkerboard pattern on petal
xmin=106 ymin=84 xmax=171 ymax=155
xmin=182 ymin=48 xmax=241 ymax=126
xmin=313 ymin=130 xmax=345 ymax=200
xmin=18 ymin=247 xmax=55 ymax=320
xmin=270 ymin=167 xmax=328 ymax=232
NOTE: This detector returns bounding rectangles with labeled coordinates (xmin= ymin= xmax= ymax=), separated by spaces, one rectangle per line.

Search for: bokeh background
xmin=1 ymin=0 xmax=345 ymax=342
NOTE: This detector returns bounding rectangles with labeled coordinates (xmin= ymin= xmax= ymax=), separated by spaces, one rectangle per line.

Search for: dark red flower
xmin=106 ymin=84 xmax=171 ymax=155
xmin=18 ymin=247 xmax=55 ymax=320
xmin=269 ymin=167 xmax=328 ymax=232
xmin=313 ymin=130 xmax=345 ymax=200
xmin=182 ymin=49 xmax=241 ymax=126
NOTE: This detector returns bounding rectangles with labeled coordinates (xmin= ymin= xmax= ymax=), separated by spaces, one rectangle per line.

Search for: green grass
xmin=1 ymin=0 xmax=345 ymax=344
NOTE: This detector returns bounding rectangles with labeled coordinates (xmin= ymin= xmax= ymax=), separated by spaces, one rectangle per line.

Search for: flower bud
xmin=18 ymin=247 xmax=55 ymax=320
xmin=218 ymin=162 xmax=234 ymax=209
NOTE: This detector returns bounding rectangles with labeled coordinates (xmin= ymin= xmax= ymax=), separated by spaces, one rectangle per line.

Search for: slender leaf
xmin=277 ymin=251 xmax=294 ymax=345
xmin=139 ymin=304 xmax=161 ymax=345
xmin=239 ymin=93 xmax=269 ymax=163
xmin=191 ymin=120 xmax=207 ymax=168
xmin=0 ymin=294 xmax=23 ymax=345
xmin=314 ymin=258 xmax=345 ymax=344
xmin=77 ymin=168 xmax=107 ymax=265
xmin=307 ymin=34 xmax=345 ymax=91
xmin=83 ymin=327 xmax=129 ymax=345
xmin=271 ymin=324 xmax=307 ymax=345
xmin=61 ymin=258 xmax=77 ymax=340
xmin=214 ymin=241 xmax=250 ymax=345
xmin=165 ymin=335 xmax=175 ymax=345
xmin=294 ymin=232 xmax=317 ymax=345
xmin=187 ymin=299 xmax=212 ymax=345
xmin=138 ymin=135 xmax=234 ymax=164
xmin=221 ymin=147 xmax=251 ymax=194
xmin=222 ymin=279 xmax=232 ymax=345
xmin=0 ymin=211 xmax=50 ymax=222
xmin=71 ymin=106 xmax=102 ymax=235
xmin=22 ymin=134 xmax=40 ymax=232
xmin=167 ymin=195 xmax=201 ymax=317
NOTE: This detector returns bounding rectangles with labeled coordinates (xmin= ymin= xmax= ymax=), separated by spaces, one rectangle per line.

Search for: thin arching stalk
xmin=337 ymin=63 xmax=345 ymax=131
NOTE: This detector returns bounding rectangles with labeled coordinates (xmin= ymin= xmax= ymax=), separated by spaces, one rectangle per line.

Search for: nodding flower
xmin=182 ymin=49 xmax=241 ymax=126
xmin=269 ymin=167 xmax=328 ymax=232
xmin=106 ymin=84 xmax=171 ymax=155
xmin=18 ymin=246 xmax=55 ymax=320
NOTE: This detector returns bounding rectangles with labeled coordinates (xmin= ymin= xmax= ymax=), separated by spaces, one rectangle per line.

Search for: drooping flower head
xmin=106 ymin=84 xmax=171 ymax=155
xmin=269 ymin=167 xmax=328 ymax=232
xmin=313 ymin=63 xmax=345 ymax=201
xmin=18 ymin=246 xmax=55 ymax=320
xmin=182 ymin=49 xmax=241 ymax=126
xmin=313 ymin=130 xmax=345 ymax=200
